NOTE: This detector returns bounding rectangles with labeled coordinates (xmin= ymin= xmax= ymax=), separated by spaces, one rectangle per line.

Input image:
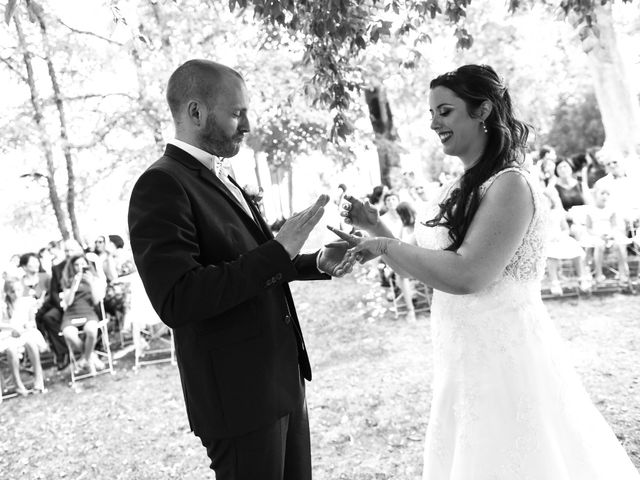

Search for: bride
xmin=331 ymin=65 xmax=640 ymax=479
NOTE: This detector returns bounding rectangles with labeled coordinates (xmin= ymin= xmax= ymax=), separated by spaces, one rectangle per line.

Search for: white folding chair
xmin=0 ymin=348 xmax=33 ymax=402
xmin=133 ymin=323 xmax=175 ymax=370
xmin=0 ymin=351 xmax=18 ymax=403
xmin=388 ymin=272 xmax=432 ymax=320
xmin=126 ymin=272 xmax=175 ymax=370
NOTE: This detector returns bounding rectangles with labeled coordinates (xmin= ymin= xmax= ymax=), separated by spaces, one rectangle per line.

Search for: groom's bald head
xmin=166 ymin=59 xmax=244 ymax=121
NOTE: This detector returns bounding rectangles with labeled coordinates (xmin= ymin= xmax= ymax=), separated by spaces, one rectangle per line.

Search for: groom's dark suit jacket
xmin=128 ymin=144 xmax=329 ymax=440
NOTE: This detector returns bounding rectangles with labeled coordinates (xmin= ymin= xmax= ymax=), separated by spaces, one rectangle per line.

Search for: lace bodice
xmin=415 ymin=166 xmax=548 ymax=288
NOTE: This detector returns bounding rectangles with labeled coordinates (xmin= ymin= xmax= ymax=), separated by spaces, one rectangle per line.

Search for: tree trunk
xmin=579 ymin=3 xmax=640 ymax=159
xmin=14 ymin=13 xmax=70 ymax=240
xmin=31 ymin=2 xmax=82 ymax=242
xmin=269 ymin=166 xmax=285 ymax=219
xmin=253 ymin=151 xmax=263 ymax=191
xmin=137 ymin=5 xmax=170 ymax=154
xmin=364 ymin=85 xmax=402 ymax=187
xmin=130 ymin=45 xmax=165 ymax=154
xmin=287 ymin=165 xmax=294 ymax=217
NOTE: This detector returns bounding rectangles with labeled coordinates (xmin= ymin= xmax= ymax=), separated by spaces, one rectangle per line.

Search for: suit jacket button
xmin=275 ymin=273 xmax=282 ymax=280
xmin=284 ymin=314 xmax=291 ymax=325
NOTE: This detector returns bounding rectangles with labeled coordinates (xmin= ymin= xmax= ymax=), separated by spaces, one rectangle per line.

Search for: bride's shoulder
xmin=481 ymin=164 xmax=537 ymax=195
xmin=479 ymin=168 xmax=539 ymax=216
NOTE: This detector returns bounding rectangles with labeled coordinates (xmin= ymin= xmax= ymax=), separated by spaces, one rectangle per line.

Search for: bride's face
xmin=429 ymin=86 xmax=486 ymax=167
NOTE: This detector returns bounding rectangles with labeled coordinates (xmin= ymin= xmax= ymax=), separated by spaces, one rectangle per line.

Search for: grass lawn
xmin=1 ymin=270 xmax=639 ymax=479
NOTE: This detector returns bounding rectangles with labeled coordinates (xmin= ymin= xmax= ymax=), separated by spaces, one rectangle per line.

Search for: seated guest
xmin=107 ymin=235 xmax=132 ymax=276
xmin=101 ymin=235 xmax=131 ymax=334
xmin=594 ymin=154 xmax=640 ymax=231
xmin=37 ymin=246 xmax=54 ymax=275
xmin=538 ymin=156 xmax=557 ymax=190
xmin=18 ymin=253 xmax=49 ymax=305
xmin=18 ymin=254 xmax=55 ymax=356
xmin=93 ymin=235 xmax=118 ymax=283
xmin=581 ymin=184 xmax=631 ymax=286
xmin=37 ymin=239 xmax=85 ymax=370
xmin=379 ymin=192 xmax=403 ymax=237
xmin=367 ymin=185 xmax=388 ymax=213
xmin=543 ymin=192 xmax=591 ymax=295
xmin=1 ymin=277 xmax=48 ymax=395
xmin=2 ymin=254 xmax=22 ymax=282
xmin=60 ymin=253 xmax=106 ymax=375
xmin=554 ymin=157 xmax=587 ymax=211
xmin=396 ymin=201 xmax=418 ymax=322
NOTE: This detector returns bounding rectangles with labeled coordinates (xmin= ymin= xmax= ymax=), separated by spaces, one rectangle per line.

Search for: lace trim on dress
xmin=478 ymin=166 xmax=547 ymax=283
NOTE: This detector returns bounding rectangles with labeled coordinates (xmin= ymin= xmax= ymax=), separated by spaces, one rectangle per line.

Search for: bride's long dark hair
xmin=424 ymin=64 xmax=532 ymax=251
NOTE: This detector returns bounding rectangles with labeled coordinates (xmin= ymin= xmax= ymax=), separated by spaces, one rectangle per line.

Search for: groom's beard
xmin=199 ymin=112 xmax=242 ymax=158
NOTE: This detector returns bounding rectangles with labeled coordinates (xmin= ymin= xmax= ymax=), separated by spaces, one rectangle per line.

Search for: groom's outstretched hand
xmin=317 ymin=242 xmax=358 ymax=277
xmin=276 ymin=195 xmax=330 ymax=259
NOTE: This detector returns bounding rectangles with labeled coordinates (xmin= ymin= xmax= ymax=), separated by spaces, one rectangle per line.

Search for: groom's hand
xmin=276 ymin=195 xmax=330 ymax=259
xmin=317 ymin=243 xmax=358 ymax=277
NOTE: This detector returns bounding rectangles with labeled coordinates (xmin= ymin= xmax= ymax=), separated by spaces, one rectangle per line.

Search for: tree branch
xmin=56 ymin=18 xmax=125 ymax=46
xmin=61 ymin=92 xmax=137 ymax=103
xmin=0 ymin=56 xmax=27 ymax=82
xmin=69 ymin=112 xmax=131 ymax=150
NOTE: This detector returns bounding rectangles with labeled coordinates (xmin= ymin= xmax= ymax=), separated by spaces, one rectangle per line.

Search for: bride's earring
xmin=481 ymin=121 xmax=488 ymax=134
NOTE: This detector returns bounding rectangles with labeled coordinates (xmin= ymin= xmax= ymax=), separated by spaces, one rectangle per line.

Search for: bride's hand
xmin=340 ymin=195 xmax=379 ymax=231
xmin=327 ymin=226 xmax=393 ymax=262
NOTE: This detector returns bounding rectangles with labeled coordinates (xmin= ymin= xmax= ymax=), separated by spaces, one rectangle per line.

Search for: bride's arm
xmin=360 ymin=172 xmax=534 ymax=294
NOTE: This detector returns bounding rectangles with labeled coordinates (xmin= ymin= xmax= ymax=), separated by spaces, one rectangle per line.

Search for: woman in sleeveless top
xmin=330 ymin=65 xmax=639 ymax=479
xmin=60 ymin=253 xmax=106 ymax=375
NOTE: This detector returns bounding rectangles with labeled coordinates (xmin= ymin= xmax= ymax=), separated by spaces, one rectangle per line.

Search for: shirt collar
xmin=168 ymin=139 xmax=223 ymax=175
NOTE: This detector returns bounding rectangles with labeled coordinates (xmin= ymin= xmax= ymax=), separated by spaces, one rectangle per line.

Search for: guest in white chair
xmin=60 ymin=253 xmax=106 ymax=375
xmin=1 ymin=277 xmax=48 ymax=395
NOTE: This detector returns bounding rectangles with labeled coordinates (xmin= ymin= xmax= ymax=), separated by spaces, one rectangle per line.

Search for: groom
xmin=128 ymin=59 xmax=352 ymax=479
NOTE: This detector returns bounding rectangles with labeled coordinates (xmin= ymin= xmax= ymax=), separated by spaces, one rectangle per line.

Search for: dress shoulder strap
xmin=479 ymin=165 xmax=535 ymax=198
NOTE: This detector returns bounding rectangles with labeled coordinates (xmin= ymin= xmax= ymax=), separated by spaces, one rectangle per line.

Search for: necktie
xmin=213 ymin=159 xmax=253 ymax=218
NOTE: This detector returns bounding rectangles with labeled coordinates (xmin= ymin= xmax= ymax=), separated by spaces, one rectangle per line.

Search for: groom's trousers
xmin=201 ymin=376 xmax=311 ymax=480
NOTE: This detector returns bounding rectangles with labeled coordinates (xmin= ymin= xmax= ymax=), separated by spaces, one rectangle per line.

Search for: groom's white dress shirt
xmin=168 ymin=139 xmax=253 ymax=217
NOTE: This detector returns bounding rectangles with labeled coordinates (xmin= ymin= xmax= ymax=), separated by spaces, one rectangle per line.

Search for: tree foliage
xmin=1 ymin=0 xmax=637 ymax=246
xmin=544 ymin=90 xmax=605 ymax=158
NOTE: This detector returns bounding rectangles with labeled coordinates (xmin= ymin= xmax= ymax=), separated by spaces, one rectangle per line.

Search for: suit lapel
xmin=165 ymin=145 xmax=268 ymax=241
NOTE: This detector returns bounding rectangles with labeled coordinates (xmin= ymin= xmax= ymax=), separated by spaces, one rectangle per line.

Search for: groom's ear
xmin=186 ymin=100 xmax=205 ymax=128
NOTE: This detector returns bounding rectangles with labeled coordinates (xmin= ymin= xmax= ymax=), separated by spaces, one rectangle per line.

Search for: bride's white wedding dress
xmin=415 ymin=167 xmax=640 ymax=480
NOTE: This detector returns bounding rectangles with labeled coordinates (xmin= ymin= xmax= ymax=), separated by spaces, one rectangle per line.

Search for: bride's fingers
xmin=324 ymin=241 xmax=349 ymax=249
xmin=347 ymin=241 xmax=370 ymax=256
xmin=343 ymin=194 xmax=362 ymax=206
xmin=327 ymin=226 xmax=359 ymax=245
